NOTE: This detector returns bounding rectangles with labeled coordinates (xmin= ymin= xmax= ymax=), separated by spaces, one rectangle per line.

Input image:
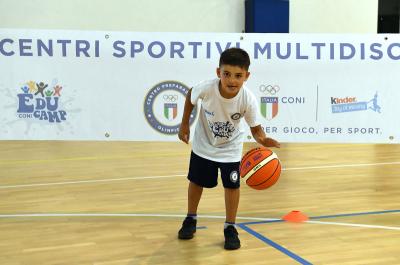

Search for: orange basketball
xmin=240 ymin=147 xmax=281 ymax=190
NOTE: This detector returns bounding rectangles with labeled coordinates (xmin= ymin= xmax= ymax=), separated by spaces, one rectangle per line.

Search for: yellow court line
xmin=0 ymin=152 xmax=189 ymax=166
xmin=1 ymin=161 xmax=399 ymax=190
xmin=22 ymin=242 xmax=96 ymax=253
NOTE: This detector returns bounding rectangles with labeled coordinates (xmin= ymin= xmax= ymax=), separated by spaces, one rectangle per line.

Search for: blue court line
xmin=238 ymin=209 xmax=400 ymax=226
xmin=196 ymin=226 xmax=207 ymax=229
xmin=236 ymin=209 xmax=400 ymax=264
xmin=309 ymin=209 xmax=400 ymax=220
xmin=238 ymin=224 xmax=313 ymax=265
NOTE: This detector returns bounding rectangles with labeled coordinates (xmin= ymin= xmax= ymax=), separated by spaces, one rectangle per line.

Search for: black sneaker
xmin=178 ymin=217 xmax=197 ymax=239
xmin=224 ymin=225 xmax=241 ymax=250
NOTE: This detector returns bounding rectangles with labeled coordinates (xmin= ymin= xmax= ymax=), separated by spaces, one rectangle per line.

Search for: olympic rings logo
xmin=163 ymin=94 xmax=178 ymax=102
xmin=259 ymin=85 xmax=280 ymax=95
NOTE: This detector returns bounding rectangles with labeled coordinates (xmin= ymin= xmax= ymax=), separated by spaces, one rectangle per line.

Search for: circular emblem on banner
xmin=144 ymin=81 xmax=197 ymax=135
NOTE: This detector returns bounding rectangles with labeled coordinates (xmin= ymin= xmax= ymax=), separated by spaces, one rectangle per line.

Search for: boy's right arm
xmin=178 ymin=89 xmax=194 ymax=144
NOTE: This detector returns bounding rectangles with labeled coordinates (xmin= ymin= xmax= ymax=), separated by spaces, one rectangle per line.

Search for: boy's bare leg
xmin=188 ymin=181 xmax=203 ymax=214
xmin=224 ymin=188 xmax=240 ymax=223
xmin=178 ymin=181 xmax=203 ymax=240
xmin=223 ymin=187 xmax=241 ymax=250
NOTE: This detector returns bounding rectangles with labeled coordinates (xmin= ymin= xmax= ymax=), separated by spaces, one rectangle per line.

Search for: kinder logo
xmin=16 ymin=81 xmax=67 ymax=123
xmin=144 ymin=81 xmax=197 ymax=135
xmin=331 ymin=92 xmax=381 ymax=113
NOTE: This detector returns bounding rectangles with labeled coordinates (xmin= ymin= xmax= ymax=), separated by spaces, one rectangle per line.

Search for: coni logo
xmin=259 ymin=84 xmax=280 ymax=120
xmin=258 ymin=84 xmax=307 ymax=121
xmin=143 ymin=81 xmax=197 ymax=135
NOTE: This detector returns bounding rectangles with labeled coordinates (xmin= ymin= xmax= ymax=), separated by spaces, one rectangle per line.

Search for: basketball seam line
xmin=240 ymin=151 xmax=279 ymax=177
xmin=240 ymin=148 xmax=265 ymax=172
xmin=242 ymin=148 xmax=262 ymax=159
xmin=249 ymin=162 xmax=280 ymax=187
xmin=242 ymin=153 xmax=279 ymax=182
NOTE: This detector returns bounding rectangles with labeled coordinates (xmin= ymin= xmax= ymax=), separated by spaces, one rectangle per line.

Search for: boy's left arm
xmin=250 ymin=125 xmax=281 ymax=148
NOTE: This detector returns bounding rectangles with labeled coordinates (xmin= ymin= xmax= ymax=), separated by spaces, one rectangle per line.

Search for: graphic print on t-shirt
xmin=208 ymin=120 xmax=235 ymax=139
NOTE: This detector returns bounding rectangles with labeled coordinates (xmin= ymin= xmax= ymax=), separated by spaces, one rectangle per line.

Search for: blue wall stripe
xmin=238 ymin=224 xmax=313 ymax=265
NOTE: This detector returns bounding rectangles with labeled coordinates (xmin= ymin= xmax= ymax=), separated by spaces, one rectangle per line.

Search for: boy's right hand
xmin=178 ymin=123 xmax=190 ymax=144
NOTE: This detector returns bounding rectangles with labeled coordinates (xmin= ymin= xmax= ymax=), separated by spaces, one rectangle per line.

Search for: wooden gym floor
xmin=0 ymin=141 xmax=399 ymax=265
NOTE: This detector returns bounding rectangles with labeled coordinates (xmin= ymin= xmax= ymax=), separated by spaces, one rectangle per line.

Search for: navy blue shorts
xmin=187 ymin=151 xmax=240 ymax=189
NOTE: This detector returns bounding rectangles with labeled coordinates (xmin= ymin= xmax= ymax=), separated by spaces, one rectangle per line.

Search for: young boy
xmin=177 ymin=47 xmax=280 ymax=250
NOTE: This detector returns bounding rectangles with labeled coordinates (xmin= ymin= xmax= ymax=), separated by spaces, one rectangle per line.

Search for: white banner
xmin=0 ymin=29 xmax=399 ymax=143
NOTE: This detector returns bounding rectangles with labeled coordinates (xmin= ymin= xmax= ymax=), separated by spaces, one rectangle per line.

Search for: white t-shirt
xmin=191 ymin=78 xmax=261 ymax=162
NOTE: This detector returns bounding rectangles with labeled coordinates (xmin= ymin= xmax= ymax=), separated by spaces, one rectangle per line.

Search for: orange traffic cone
xmin=282 ymin=210 xmax=309 ymax=223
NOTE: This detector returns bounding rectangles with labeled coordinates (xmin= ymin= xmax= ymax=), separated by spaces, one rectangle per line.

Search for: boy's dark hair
xmin=219 ymin=48 xmax=250 ymax=70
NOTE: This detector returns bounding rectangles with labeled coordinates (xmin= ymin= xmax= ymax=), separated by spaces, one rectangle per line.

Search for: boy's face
xmin=217 ymin=64 xmax=250 ymax=99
